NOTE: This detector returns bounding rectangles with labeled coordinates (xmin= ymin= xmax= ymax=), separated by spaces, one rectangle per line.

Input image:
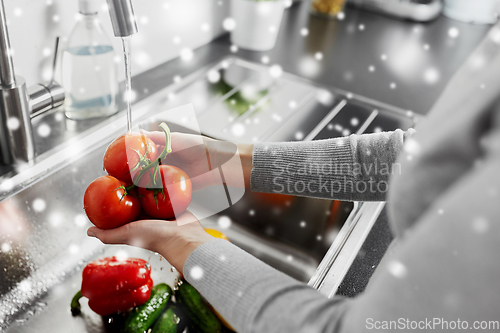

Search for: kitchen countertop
xmin=131 ymin=1 xmax=491 ymax=116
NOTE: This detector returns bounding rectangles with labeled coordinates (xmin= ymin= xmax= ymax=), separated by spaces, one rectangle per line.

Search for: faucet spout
xmin=106 ymin=0 xmax=138 ymax=37
xmin=0 ymin=0 xmax=15 ymax=88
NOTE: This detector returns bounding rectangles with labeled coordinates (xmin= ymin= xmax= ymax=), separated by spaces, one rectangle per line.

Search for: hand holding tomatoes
xmin=84 ymin=123 xmax=192 ymax=229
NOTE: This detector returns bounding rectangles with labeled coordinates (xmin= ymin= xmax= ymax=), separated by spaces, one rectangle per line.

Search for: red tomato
xmin=84 ymin=175 xmax=141 ymax=229
xmin=103 ymin=133 xmax=159 ymax=183
xmin=139 ymin=165 xmax=192 ymax=219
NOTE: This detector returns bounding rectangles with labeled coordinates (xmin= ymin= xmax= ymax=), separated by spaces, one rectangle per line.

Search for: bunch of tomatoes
xmin=84 ymin=123 xmax=192 ymax=230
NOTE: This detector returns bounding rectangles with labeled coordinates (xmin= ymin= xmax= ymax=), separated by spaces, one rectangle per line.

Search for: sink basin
xmin=0 ymin=58 xmax=417 ymax=331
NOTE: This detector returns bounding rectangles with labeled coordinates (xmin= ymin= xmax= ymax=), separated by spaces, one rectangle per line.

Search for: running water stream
xmin=121 ymin=36 xmax=133 ymax=133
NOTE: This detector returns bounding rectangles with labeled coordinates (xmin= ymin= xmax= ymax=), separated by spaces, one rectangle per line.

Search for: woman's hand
xmin=86 ymin=211 xmax=214 ymax=273
xmin=146 ymin=131 xmax=253 ymax=190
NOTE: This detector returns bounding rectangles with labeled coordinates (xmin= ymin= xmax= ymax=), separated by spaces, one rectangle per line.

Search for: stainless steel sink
xmin=0 ymin=58 xmax=417 ymax=332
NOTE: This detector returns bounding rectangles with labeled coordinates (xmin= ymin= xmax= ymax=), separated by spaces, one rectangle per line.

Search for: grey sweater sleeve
xmin=183 ymin=239 xmax=352 ymax=333
xmin=250 ymin=129 xmax=415 ymax=201
xmin=185 ymin=147 xmax=500 ymax=332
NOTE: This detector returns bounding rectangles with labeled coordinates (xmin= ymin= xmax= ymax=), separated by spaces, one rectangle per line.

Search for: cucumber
xmin=176 ymin=281 xmax=222 ymax=333
xmin=123 ymin=283 xmax=172 ymax=333
xmin=151 ymin=305 xmax=185 ymax=333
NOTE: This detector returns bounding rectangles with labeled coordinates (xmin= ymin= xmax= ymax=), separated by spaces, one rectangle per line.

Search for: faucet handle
xmin=29 ymin=37 xmax=65 ymax=118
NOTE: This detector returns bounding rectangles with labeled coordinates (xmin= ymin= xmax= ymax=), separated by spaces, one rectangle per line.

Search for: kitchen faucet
xmin=0 ymin=0 xmax=138 ymax=167
xmin=0 ymin=0 xmax=64 ymax=166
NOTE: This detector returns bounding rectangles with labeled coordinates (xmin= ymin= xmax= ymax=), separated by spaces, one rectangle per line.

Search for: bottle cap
xmin=79 ymin=0 xmax=99 ymax=14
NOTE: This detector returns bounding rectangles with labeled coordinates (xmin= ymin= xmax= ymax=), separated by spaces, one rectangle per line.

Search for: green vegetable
xmin=151 ymin=305 xmax=184 ymax=333
xmin=176 ymin=281 xmax=222 ymax=333
xmin=123 ymin=283 xmax=172 ymax=333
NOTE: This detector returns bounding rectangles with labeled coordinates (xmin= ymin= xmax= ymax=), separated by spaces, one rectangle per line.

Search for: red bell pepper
xmin=71 ymin=257 xmax=153 ymax=316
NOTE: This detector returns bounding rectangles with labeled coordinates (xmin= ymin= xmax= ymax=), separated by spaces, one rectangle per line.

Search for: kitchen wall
xmin=3 ymin=0 xmax=229 ymax=85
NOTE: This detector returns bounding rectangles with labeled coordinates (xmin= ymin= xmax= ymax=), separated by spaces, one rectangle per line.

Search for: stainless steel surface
xmin=29 ymin=37 xmax=65 ymax=118
xmin=347 ymin=0 xmax=443 ymax=22
xmin=0 ymin=0 xmax=34 ymax=165
xmin=28 ymin=82 xmax=65 ymax=119
xmin=0 ymin=76 xmax=35 ymax=165
xmin=309 ymin=202 xmax=385 ymax=296
xmin=106 ymin=0 xmax=139 ymax=37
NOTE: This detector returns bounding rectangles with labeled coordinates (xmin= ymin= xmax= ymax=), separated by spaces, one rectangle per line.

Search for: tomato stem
xmin=125 ymin=122 xmax=173 ymax=190
xmin=158 ymin=122 xmax=172 ymax=160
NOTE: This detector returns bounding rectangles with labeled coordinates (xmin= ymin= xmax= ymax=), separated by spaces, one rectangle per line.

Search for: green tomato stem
xmin=125 ymin=122 xmax=172 ymax=191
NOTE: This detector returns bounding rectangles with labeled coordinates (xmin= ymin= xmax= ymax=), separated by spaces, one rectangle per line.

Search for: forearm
xmin=250 ymin=130 xmax=414 ymax=201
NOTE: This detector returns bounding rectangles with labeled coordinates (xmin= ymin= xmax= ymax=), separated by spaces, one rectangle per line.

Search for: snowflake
xmin=261 ymin=55 xmax=270 ymax=64
xmin=1 ymin=243 xmax=11 ymax=253
xmin=314 ymin=52 xmax=323 ymax=61
xmin=223 ymin=17 xmax=236 ymax=31
xmin=387 ymin=260 xmax=407 ymax=278
xmin=190 ymin=266 xmax=204 ymax=280
xmin=472 ymin=217 xmax=489 ymax=234
xmin=180 ymin=48 xmax=194 ymax=62
xmin=32 ymin=198 xmax=46 ymax=212
xmin=404 ymin=138 xmax=421 ymax=156
xmin=423 ymin=68 xmax=440 ymax=84
xmin=201 ymin=23 xmax=210 ymax=32
xmin=37 ymin=123 xmax=51 ymax=138
xmin=74 ymin=214 xmax=87 ymax=227
xmin=448 ymin=27 xmax=459 ymax=38
xmin=218 ymin=216 xmax=232 ymax=229
xmin=207 ymin=70 xmax=221 ymax=83
xmin=300 ymin=28 xmax=309 ymax=36
xmin=7 ymin=117 xmax=20 ymax=130
xmin=269 ymin=65 xmax=283 ymax=78
xmin=368 ymin=65 xmax=375 ymax=72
